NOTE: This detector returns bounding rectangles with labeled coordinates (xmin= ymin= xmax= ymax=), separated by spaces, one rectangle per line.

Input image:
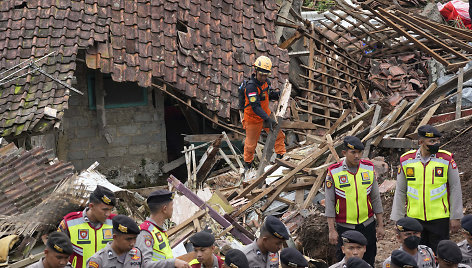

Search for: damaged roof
xmin=0 ymin=143 xmax=75 ymax=216
xmin=0 ymin=0 xmax=289 ymax=138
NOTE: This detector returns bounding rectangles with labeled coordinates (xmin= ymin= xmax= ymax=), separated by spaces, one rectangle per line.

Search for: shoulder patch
xmin=328 ymin=162 xmax=343 ymax=170
xmin=451 ymin=159 xmax=457 ymax=169
xmin=89 ymin=261 xmax=99 ymax=268
xmin=326 ymin=175 xmax=333 ymax=188
xmin=143 ymin=234 xmax=153 ymax=247
xmin=64 ymin=211 xmax=83 ymax=221
xmin=140 ymin=221 xmax=151 ymax=230
xmin=360 ymin=159 xmax=374 ymax=166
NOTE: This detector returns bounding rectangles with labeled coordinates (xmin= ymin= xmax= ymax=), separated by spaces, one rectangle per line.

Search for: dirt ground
xmin=299 ymin=126 xmax=472 ymax=267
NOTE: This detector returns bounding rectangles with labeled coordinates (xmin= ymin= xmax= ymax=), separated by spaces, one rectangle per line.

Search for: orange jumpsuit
xmin=243 ymin=77 xmax=285 ymax=163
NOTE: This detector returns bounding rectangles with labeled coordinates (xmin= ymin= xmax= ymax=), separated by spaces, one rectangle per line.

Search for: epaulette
xmin=360 ymin=159 xmax=374 ymax=166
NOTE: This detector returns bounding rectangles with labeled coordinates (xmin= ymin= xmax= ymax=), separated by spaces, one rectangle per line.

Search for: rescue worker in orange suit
xmin=391 ymin=124 xmax=464 ymax=254
xmin=243 ymin=56 xmax=285 ymax=170
xmin=57 ymin=185 xmax=116 ymax=268
xmin=325 ymin=136 xmax=385 ymax=267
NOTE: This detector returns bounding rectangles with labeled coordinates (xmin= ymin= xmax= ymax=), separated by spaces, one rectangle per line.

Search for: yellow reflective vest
xmin=139 ymin=220 xmax=173 ymax=261
xmin=400 ymin=149 xmax=452 ymax=221
xmin=328 ymin=160 xmax=375 ymax=224
xmin=60 ymin=211 xmax=114 ymax=268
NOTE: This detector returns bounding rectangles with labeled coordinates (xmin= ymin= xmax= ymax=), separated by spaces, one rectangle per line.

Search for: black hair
xmin=148 ymin=201 xmax=171 ymax=214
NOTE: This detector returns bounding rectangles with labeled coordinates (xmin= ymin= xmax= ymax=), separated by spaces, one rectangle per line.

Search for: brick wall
xmin=60 ymin=62 xmax=167 ymax=187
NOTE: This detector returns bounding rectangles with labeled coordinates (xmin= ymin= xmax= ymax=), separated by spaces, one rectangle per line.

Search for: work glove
xmin=263 ymin=118 xmax=277 ymax=131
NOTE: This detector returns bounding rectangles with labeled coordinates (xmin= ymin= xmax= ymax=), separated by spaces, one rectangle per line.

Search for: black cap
xmin=91 ymin=185 xmax=116 ymax=206
xmin=225 ymin=249 xmax=249 ymax=268
xmin=280 ymin=248 xmax=308 ymax=267
xmin=344 ymin=136 xmax=364 ymax=150
xmin=418 ymin=125 xmax=441 ymax=138
xmin=189 ymin=231 xmax=215 ymax=247
xmin=345 ymin=257 xmax=370 ymax=268
xmin=264 ymin=215 xmax=289 ymax=240
xmin=112 ymin=215 xmax=140 ymax=235
xmin=47 ymin=231 xmax=73 ymax=255
xmin=147 ymin=189 xmax=174 ymax=205
xmin=437 ymin=240 xmax=462 ymax=264
xmin=341 ymin=230 xmax=367 ymax=246
xmin=396 ymin=217 xmax=423 ymax=232
xmin=461 ymin=215 xmax=472 ymax=234
xmin=391 ymin=250 xmax=418 ymax=268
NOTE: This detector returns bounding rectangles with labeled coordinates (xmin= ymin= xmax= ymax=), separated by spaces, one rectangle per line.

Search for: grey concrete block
xmin=108 ymin=147 xmax=128 ymax=157
xmin=134 ymin=112 xmax=153 ymax=123
xmin=112 ymin=135 xmax=133 ymax=146
xmin=118 ymin=125 xmax=139 ymax=136
xmin=140 ymin=123 xmax=160 ymax=134
xmin=76 ymin=127 xmax=97 ymax=138
xmin=132 ymin=133 xmax=159 ymax=145
xmin=148 ymin=143 xmax=160 ymax=153
xmin=68 ymin=150 xmax=87 ymax=160
xmin=129 ymin=145 xmax=148 ymax=155
xmin=68 ymin=139 xmax=90 ymax=151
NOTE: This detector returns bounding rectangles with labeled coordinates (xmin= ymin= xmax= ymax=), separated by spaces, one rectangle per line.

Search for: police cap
xmin=341 ymin=230 xmax=367 ymax=246
xmin=91 ymin=185 xmax=116 ymax=206
xmin=437 ymin=240 xmax=462 ymax=264
xmin=224 ymin=249 xmax=249 ymax=268
xmin=461 ymin=215 xmax=472 ymax=234
xmin=345 ymin=257 xmax=370 ymax=268
xmin=391 ymin=250 xmax=418 ymax=268
xmin=344 ymin=136 xmax=364 ymax=151
xmin=418 ymin=125 xmax=441 ymax=139
xmin=112 ymin=214 xmax=140 ymax=235
xmin=147 ymin=189 xmax=174 ymax=205
xmin=280 ymin=248 xmax=308 ymax=268
xmin=264 ymin=215 xmax=289 ymax=240
xmin=396 ymin=217 xmax=423 ymax=232
xmin=46 ymin=231 xmax=73 ymax=255
xmin=189 ymin=231 xmax=215 ymax=248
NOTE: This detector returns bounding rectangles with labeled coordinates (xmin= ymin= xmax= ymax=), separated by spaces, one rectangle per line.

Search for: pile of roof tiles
xmin=368 ymin=54 xmax=430 ymax=105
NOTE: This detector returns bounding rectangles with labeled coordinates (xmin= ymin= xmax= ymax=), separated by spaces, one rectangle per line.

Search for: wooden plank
xmin=371 ymin=100 xmax=409 ymax=146
xmin=196 ymin=135 xmax=223 ymax=184
xmin=362 ymin=100 xmax=408 ymax=143
xmin=326 ymin=134 xmax=340 ymax=162
xmin=302 ymin=155 xmax=333 ymax=209
xmin=308 ymin=25 xmax=316 ymax=130
xmin=275 ymin=158 xmax=311 ymax=174
xmin=363 ymin=105 xmax=382 ymax=158
xmin=397 ymin=83 xmax=438 ymax=137
xmin=456 ymin=67 xmax=464 ymax=119
xmin=162 ymin=156 xmax=186 ymax=173
xmin=234 ymin=145 xmax=328 ymax=217
xmin=219 ymin=148 xmax=238 ymax=173
xmin=168 ymin=210 xmax=206 ymax=237
xmin=337 ymin=105 xmax=375 ymax=133
xmin=222 ymin=131 xmax=243 ymax=171
xmin=276 ymin=196 xmax=296 ymax=206
xmin=347 ymin=120 xmax=364 ymax=136
xmin=280 ymin=120 xmax=322 ymax=130
xmin=235 ymin=164 xmax=280 ymax=200
xmin=299 ymin=87 xmax=352 ymax=102
xmin=379 ymin=138 xmax=418 ymax=149
xmin=295 ymin=96 xmax=344 ymax=111
xmin=416 ymin=94 xmax=446 ymax=131
xmin=327 ymin=109 xmax=351 ymax=135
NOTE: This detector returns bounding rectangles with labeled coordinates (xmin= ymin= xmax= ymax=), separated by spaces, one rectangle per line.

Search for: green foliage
xmin=303 ymin=0 xmax=336 ymax=12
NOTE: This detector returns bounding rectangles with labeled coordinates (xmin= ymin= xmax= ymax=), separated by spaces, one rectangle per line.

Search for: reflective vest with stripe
xmin=243 ymin=80 xmax=270 ymax=123
xmin=400 ymin=149 xmax=452 ymax=221
xmin=329 ymin=160 xmax=375 ymax=224
xmin=63 ymin=211 xmax=114 ymax=268
xmin=139 ymin=221 xmax=173 ymax=261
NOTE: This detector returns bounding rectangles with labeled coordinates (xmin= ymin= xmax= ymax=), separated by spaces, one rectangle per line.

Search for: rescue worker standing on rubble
xmin=135 ymin=190 xmax=189 ymax=268
xmin=57 ymin=185 xmax=116 ymax=268
xmin=242 ymin=56 xmax=285 ymax=171
xmin=325 ymin=136 xmax=385 ymax=267
xmin=242 ymin=215 xmax=289 ymax=268
xmin=391 ymin=125 xmax=464 ymax=254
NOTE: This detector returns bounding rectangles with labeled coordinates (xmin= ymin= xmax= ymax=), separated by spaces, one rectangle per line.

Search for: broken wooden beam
xmin=378 ymin=138 xmax=418 ymax=149
xmin=196 ymin=135 xmax=223 ymax=185
xmin=168 ymin=175 xmax=253 ymax=244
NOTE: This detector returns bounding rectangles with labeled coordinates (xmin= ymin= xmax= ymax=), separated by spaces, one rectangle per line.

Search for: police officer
xmin=242 ymin=55 xmax=285 ymax=171
xmin=383 ymin=217 xmax=436 ymax=268
xmin=188 ymin=231 xmax=224 ymax=268
xmin=86 ymin=214 xmax=143 ymax=268
xmin=242 ymin=215 xmax=289 ymax=268
xmin=329 ymin=231 xmax=367 ymax=268
xmin=135 ymin=190 xmax=189 ymax=268
xmin=27 ymin=232 xmax=73 ymax=268
xmin=436 ymin=240 xmax=471 ymax=268
xmin=458 ymin=215 xmax=472 ymax=265
xmin=391 ymin=125 xmax=464 ymax=253
xmin=280 ymin=248 xmax=308 ymax=268
xmin=224 ymin=249 xmax=249 ymax=268
xmin=325 ymin=136 xmax=384 ymax=267
xmin=390 ymin=250 xmax=419 ymax=268
xmin=345 ymin=257 xmax=371 ymax=268
xmin=58 ymin=185 xmax=116 ymax=268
